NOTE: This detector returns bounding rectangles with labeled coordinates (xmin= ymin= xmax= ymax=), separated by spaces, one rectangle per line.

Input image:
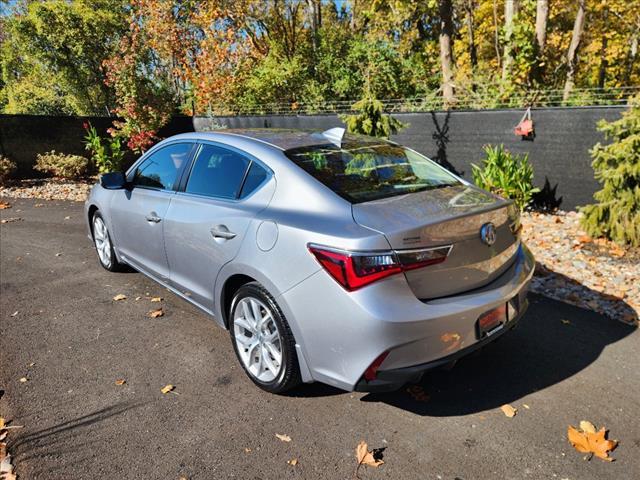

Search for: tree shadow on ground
xmin=360 ymin=294 xmax=636 ymax=416
xmin=11 ymin=401 xmax=145 ymax=476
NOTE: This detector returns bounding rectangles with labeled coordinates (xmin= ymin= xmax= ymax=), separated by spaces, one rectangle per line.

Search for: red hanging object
xmin=514 ymin=107 xmax=534 ymax=138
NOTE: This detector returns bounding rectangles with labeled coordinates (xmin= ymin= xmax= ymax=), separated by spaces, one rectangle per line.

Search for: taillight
xmin=308 ymin=244 xmax=451 ymax=291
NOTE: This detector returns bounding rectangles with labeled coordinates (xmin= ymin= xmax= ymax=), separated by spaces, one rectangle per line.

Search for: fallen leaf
xmin=577 ymin=235 xmax=592 ymax=244
xmin=500 ymin=404 xmax=517 ymax=418
xmin=0 ymin=217 xmax=22 ymax=224
xmin=244 ymin=448 xmax=251 ymax=453
xmin=113 ymin=294 xmax=127 ymax=301
xmin=64 ymin=216 xmax=70 ymax=220
xmin=561 ymin=319 xmax=571 ymax=325
xmin=0 ymin=201 xmax=11 ymax=209
xmin=19 ymin=378 xmax=27 ymax=383
xmin=115 ymin=379 xmax=126 ymax=386
xmin=148 ymin=308 xmax=164 ymax=318
xmin=287 ymin=458 xmax=298 ymax=466
xmin=10 ymin=312 xmax=18 ymax=317
xmin=28 ymin=362 xmax=35 ymax=367
xmin=161 ymin=384 xmax=174 ymax=394
xmin=356 ymin=440 xmax=384 ymax=472
xmin=523 ymin=404 xmax=530 ymax=409
xmin=0 ymin=418 xmax=4 ymax=430
xmin=55 ymin=253 xmax=62 ymax=257
xmin=568 ymin=423 xmax=617 ymax=461
xmin=135 ymin=296 xmax=141 ymax=301
xmin=275 ymin=433 xmax=292 ymax=442
xmin=579 ymin=420 xmax=597 ymax=434
xmin=150 ymin=297 xmax=163 ymax=302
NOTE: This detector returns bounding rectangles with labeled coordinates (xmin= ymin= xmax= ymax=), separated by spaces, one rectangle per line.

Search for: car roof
xmin=168 ymin=128 xmax=387 ymax=151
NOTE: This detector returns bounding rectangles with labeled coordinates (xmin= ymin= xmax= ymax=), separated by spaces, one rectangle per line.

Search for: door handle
xmin=145 ymin=212 xmax=162 ymax=223
xmin=210 ymin=226 xmax=236 ymax=240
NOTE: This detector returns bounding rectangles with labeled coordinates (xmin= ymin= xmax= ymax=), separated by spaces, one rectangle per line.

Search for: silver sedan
xmin=85 ymin=128 xmax=534 ymax=393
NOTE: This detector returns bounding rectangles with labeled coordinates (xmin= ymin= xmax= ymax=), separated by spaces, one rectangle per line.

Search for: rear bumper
xmin=354 ymin=293 xmax=529 ymax=392
xmin=278 ymin=243 xmax=535 ymax=392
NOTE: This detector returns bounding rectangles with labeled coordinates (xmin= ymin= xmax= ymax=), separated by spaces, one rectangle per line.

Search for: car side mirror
xmin=99 ymin=172 xmax=128 ymax=190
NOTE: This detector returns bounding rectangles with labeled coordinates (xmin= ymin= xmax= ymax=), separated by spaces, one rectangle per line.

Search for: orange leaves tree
xmin=104 ymin=0 xmax=253 ymax=152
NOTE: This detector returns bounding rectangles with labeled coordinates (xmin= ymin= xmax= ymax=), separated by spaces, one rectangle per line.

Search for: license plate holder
xmin=477 ymin=303 xmax=508 ymax=338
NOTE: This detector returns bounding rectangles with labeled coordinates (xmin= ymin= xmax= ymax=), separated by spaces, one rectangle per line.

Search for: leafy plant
xmin=34 ymin=151 xmax=90 ymax=179
xmin=340 ymin=94 xmax=406 ymax=139
xmin=580 ymin=97 xmax=640 ymax=246
xmin=0 ymin=156 xmax=18 ymax=185
xmin=84 ymin=122 xmax=125 ymax=173
xmin=472 ymin=144 xmax=539 ymax=210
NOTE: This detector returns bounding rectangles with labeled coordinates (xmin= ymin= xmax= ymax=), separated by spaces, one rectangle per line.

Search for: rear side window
xmin=239 ymin=162 xmax=268 ymax=198
xmin=186 ymin=144 xmax=250 ymax=199
xmin=285 ymin=141 xmax=460 ymax=203
xmin=133 ymin=143 xmax=192 ymax=190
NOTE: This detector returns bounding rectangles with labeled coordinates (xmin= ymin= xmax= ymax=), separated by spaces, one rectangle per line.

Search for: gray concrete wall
xmin=1 ymin=106 xmax=625 ymax=209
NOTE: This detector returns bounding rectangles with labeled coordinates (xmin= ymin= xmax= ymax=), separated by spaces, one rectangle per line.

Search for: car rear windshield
xmin=285 ymin=141 xmax=460 ymax=203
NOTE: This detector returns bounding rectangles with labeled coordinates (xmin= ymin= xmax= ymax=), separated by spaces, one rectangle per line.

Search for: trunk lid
xmin=352 ymin=185 xmax=520 ymax=299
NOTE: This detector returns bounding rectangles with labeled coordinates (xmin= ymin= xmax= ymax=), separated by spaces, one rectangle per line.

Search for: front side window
xmin=285 ymin=139 xmax=460 ymax=203
xmin=186 ymin=144 xmax=250 ymax=199
xmin=133 ymin=143 xmax=192 ymax=190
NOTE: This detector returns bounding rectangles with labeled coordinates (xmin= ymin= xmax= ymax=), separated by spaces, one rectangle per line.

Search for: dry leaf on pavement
xmin=500 ymin=404 xmax=517 ymax=418
xmin=115 ymin=379 xmax=126 ymax=386
xmin=113 ymin=294 xmax=127 ymax=301
xmin=287 ymin=458 xmax=298 ymax=466
xmin=355 ymin=440 xmax=384 ymax=474
xmin=150 ymin=297 xmax=163 ymax=302
xmin=161 ymin=384 xmax=175 ymax=394
xmin=148 ymin=308 xmax=164 ymax=318
xmin=0 ymin=201 xmax=11 ymax=209
xmin=568 ymin=422 xmax=617 ymax=461
xmin=18 ymin=378 xmax=27 ymax=383
xmin=275 ymin=433 xmax=292 ymax=442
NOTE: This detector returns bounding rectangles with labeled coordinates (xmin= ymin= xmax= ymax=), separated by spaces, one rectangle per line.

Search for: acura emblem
xmin=480 ymin=222 xmax=497 ymax=246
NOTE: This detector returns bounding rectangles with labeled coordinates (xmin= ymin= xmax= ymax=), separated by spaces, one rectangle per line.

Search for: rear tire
xmin=229 ymin=282 xmax=301 ymax=393
xmin=92 ymin=211 xmax=124 ymax=272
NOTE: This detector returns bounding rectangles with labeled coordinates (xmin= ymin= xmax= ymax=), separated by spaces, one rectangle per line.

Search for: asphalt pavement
xmin=1 ymin=198 xmax=638 ymax=479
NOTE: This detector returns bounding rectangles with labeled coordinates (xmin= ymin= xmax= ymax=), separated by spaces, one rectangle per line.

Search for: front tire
xmin=230 ymin=282 xmax=301 ymax=393
xmin=92 ymin=211 xmax=123 ymax=272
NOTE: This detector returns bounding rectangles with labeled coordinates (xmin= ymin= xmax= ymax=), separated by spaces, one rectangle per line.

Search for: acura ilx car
xmin=85 ymin=128 xmax=534 ymax=393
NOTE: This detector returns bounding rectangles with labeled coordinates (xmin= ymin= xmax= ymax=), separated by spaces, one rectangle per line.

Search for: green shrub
xmin=34 ymin=150 xmax=90 ymax=179
xmin=84 ymin=122 xmax=125 ymax=173
xmin=580 ymin=97 xmax=640 ymax=246
xmin=472 ymin=144 xmax=539 ymax=210
xmin=0 ymin=156 xmax=18 ymax=185
xmin=340 ymin=94 xmax=406 ymax=139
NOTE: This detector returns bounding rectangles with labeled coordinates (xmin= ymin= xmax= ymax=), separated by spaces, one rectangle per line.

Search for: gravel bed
xmin=1 ymin=180 xmax=637 ymax=324
xmin=0 ymin=178 xmax=93 ymax=202
xmin=522 ymin=211 xmax=639 ymax=324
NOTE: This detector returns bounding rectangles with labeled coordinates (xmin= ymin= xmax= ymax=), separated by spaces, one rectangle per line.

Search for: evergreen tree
xmin=580 ymin=97 xmax=640 ymax=246
xmin=340 ymin=94 xmax=405 ymax=139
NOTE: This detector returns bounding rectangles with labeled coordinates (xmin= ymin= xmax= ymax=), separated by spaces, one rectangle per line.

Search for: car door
xmin=163 ymin=142 xmax=274 ymax=312
xmin=109 ymin=142 xmax=194 ymax=281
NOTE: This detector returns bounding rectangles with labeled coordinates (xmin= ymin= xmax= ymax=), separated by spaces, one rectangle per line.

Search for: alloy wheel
xmin=233 ymin=296 xmax=283 ymax=382
xmin=93 ymin=216 xmax=112 ymax=268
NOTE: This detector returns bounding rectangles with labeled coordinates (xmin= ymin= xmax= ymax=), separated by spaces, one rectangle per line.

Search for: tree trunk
xmin=563 ymin=0 xmax=587 ymax=102
xmin=502 ymin=0 xmax=519 ymax=82
xmin=439 ymin=0 xmax=455 ymax=107
xmin=532 ymin=0 xmax=549 ymax=83
xmin=535 ymin=0 xmax=549 ymax=53
xmin=492 ymin=0 xmax=501 ymax=67
xmin=597 ymin=8 xmax=608 ymax=89
xmin=465 ymin=0 xmax=478 ymax=72
xmin=307 ymin=0 xmax=321 ymax=52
